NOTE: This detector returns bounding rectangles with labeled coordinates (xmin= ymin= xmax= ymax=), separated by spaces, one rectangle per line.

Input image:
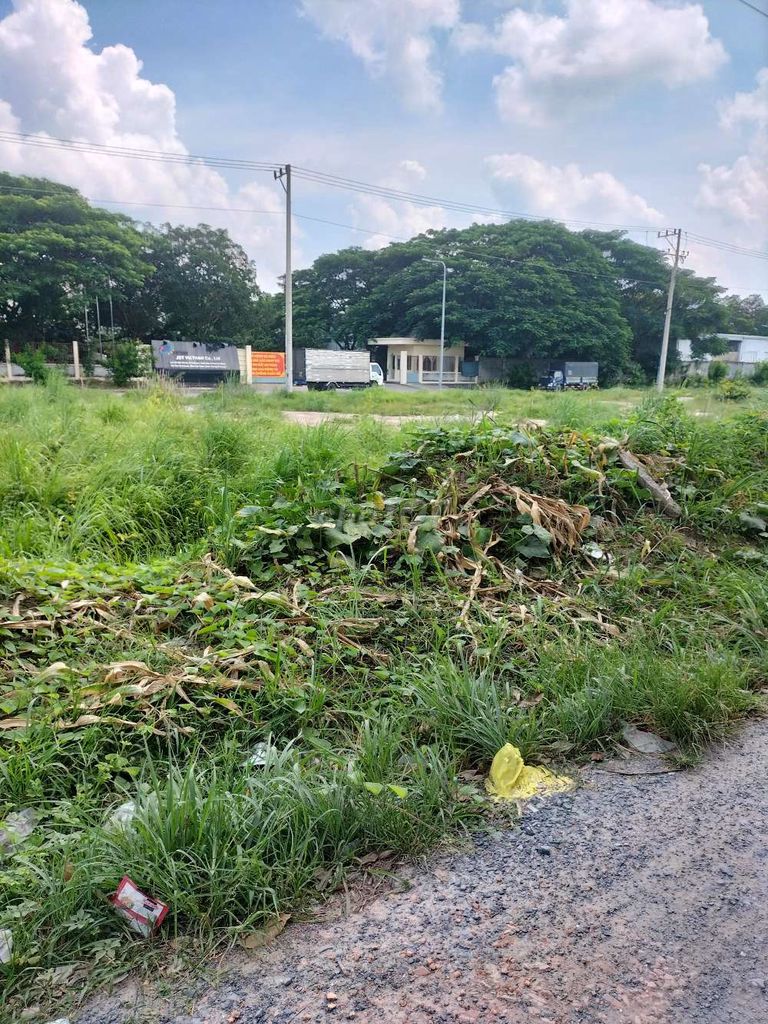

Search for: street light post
xmin=424 ymin=258 xmax=448 ymax=388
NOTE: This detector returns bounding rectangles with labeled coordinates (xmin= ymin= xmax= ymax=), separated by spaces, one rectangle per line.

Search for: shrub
xmin=707 ymin=361 xmax=728 ymax=384
xmin=716 ymin=379 xmax=750 ymax=401
xmin=751 ymin=361 xmax=768 ymax=387
xmin=106 ymin=339 xmax=151 ymax=387
xmin=15 ymin=346 xmax=51 ymax=383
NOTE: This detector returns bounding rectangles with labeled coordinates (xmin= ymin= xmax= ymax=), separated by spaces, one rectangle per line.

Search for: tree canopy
xmin=117 ymin=224 xmax=262 ymax=342
xmin=1 ymin=169 xmax=762 ymax=382
xmin=0 ymin=173 xmax=149 ymax=345
xmin=291 ymin=221 xmax=741 ymax=380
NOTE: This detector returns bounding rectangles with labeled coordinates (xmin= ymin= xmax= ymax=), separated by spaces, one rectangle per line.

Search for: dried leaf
xmin=239 ymin=913 xmax=290 ymax=950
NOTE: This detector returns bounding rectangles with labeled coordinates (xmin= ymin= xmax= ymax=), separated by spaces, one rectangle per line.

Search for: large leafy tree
xmin=0 ymin=172 xmax=149 ymax=346
xmin=721 ymin=293 xmax=768 ymax=335
xmin=582 ymin=231 xmax=727 ymax=376
xmin=292 ymin=220 xmax=633 ymax=378
xmin=293 ymin=247 xmax=380 ymax=349
xmin=117 ymin=224 xmax=262 ymax=342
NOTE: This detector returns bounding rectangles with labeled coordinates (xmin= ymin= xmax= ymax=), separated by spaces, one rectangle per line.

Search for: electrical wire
xmin=685 ymin=232 xmax=768 ymax=261
xmin=0 ymin=130 xmax=281 ymax=172
xmin=733 ymin=0 xmax=768 ymax=18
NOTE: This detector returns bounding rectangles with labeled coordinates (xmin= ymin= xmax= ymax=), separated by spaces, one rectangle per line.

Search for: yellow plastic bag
xmin=485 ymin=743 xmax=573 ymax=801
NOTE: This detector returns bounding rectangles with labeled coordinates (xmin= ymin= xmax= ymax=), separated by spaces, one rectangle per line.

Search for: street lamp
xmin=424 ymin=258 xmax=449 ymax=388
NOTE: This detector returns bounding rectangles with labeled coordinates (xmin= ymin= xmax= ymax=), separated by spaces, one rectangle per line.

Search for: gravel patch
xmin=76 ymin=721 xmax=768 ymax=1024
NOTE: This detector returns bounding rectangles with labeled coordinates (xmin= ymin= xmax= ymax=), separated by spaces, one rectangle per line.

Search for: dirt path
xmin=281 ymin=411 xmax=548 ymax=428
xmin=77 ymin=722 xmax=768 ymax=1024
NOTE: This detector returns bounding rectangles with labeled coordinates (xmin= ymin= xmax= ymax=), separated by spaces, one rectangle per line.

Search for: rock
xmin=622 ymin=724 xmax=678 ymax=755
xmin=537 ymin=846 xmax=552 ymax=856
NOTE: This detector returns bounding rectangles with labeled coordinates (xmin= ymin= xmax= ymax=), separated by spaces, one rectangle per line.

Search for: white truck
xmin=294 ymin=349 xmax=383 ymax=390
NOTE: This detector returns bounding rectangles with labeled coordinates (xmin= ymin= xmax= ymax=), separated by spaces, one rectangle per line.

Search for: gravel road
xmin=77 ymin=722 xmax=768 ymax=1024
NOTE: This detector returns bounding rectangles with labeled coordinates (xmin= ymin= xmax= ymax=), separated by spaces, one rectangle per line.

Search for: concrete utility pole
xmin=95 ymin=296 xmax=103 ymax=356
xmin=274 ymin=164 xmax=293 ymax=390
xmin=656 ymin=228 xmax=687 ymax=392
xmin=424 ymin=258 xmax=449 ymax=388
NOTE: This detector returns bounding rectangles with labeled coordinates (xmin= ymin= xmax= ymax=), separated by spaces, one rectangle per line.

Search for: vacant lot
xmin=0 ymin=380 xmax=766 ymax=1020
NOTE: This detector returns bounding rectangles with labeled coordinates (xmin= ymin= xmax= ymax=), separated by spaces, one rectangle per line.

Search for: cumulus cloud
xmin=0 ymin=0 xmax=286 ymax=287
xmin=348 ymin=158 xmax=469 ymax=248
xmin=486 ymin=153 xmax=665 ymax=226
xmin=299 ymin=0 xmax=460 ymax=112
xmin=455 ymin=0 xmax=727 ymax=124
xmin=698 ymin=69 xmax=768 ymax=227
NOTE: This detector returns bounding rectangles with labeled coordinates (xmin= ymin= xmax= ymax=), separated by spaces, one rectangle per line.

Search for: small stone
xmin=537 ymin=846 xmax=552 ymax=856
xmin=414 ymin=966 xmax=431 ymax=977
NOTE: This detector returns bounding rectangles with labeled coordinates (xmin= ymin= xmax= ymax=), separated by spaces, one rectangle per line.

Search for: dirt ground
xmin=281 ymin=411 xmax=548 ymax=428
xmin=77 ymin=722 xmax=768 ymax=1024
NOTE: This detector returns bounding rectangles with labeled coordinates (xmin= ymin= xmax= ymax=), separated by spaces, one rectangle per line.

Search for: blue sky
xmin=0 ymin=0 xmax=766 ymax=294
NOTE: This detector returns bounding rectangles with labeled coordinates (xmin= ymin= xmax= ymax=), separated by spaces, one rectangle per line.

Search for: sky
xmin=0 ymin=0 xmax=766 ymax=296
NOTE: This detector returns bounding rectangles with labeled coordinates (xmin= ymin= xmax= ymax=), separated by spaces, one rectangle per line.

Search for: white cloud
xmin=348 ymin=158 xmax=468 ymax=248
xmin=455 ymin=0 xmax=727 ymax=124
xmin=299 ymin=0 xmax=460 ymax=112
xmin=486 ymin=153 xmax=665 ymax=226
xmin=698 ymin=69 xmax=768 ymax=228
xmin=718 ymin=67 xmax=768 ymax=132
xmin=399 ymin=158 xmax=427 ymax=179
xmin=0 ymin=0 xmax=286 ymax=287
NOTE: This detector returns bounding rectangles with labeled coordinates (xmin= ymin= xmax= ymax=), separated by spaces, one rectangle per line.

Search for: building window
xmin=443 ymin=356 xmax=456 ymax=373
xmin=407 ymin=355 xmax=415 ymax=371
xmin=422 ymin=355 xmax=436 ymax=372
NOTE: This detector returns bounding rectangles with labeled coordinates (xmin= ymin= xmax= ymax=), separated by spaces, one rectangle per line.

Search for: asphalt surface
xmin=77 ymin=721 xmax=768 ymax=1024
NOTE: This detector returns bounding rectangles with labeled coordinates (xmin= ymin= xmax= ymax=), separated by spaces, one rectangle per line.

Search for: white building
xmin=678 ymin=334 xmax=768 ymax=376
xmin=370 ymin=337 xmax=476 ymax=385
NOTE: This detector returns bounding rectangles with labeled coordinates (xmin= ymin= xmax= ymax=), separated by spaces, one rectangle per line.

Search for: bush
xmin=15 ymin=346 xmax=51 ymax=383
xmin=751 ymin=361 xmax=768 ymax=387
xmin=106 ymin=339 xmax=151 ymax=387
xmin=505 ymin=362 xmax=537 ymax=390
xmin=707 ymin=361 xmax=728 ymax=384
xmin=716 ymin=379 xmax=750 ymax=401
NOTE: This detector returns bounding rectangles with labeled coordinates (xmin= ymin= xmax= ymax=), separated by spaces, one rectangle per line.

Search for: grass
xmin=0 ymin=379 xmax=766 ymax=1019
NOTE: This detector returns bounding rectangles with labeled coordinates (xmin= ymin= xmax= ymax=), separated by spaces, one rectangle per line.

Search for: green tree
xmin=291 ymin=221 xmax=634 ymax=378
xmin=581 ymin=230 xmax=727 ymax=378
xmin=0 ymin=172 xmax=149 ymax=347
xmin=721 ymin=294 xmax=768 ymax=335
xmin=119 ymin=224 xmax=261 ymax=342
xmin=293 ymin=247 xmax=379 ymax=349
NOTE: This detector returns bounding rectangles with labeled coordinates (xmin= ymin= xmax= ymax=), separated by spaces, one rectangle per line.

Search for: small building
xmin=678 ymin=334 xmax=768 ymax=377
xmin=370 ymin=337 xmax=476 ymax=385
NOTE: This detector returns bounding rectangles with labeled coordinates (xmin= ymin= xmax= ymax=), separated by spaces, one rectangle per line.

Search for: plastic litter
xmin=109 ymin=876 xmax=169 ymax=937
xmin=106 ymin=801 xmax=137 ymax=831
xmin=486 ymin=743 xmax=573 ymax=801
xmin=0 ymin=928 xmax=12 ymax=964
xmin=0 ymin=808 xmax=38 ymax=853
xmin=245 ymin=741 xmax=269 ymax=768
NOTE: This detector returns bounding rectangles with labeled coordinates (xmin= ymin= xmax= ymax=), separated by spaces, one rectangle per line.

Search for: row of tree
xmin=1 ymin=172 xmax=765 ymax=381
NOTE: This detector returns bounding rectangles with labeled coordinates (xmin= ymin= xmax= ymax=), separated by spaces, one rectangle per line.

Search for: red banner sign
xmin=251 ymin=351 xmax=286 ymax=378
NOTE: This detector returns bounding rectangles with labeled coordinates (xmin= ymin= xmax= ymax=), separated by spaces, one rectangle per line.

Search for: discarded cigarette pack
xmin=109 ymin=876 xmax=169 ymax=937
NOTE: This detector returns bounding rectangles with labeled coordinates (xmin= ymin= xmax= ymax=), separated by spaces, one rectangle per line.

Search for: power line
xmin=0 ymin=130 xmax=281 ymax=172
xmin=685 ymin=232 xmax=768 ymax=261
xmin=2 ymin=145 xmax=767 ymax=282
xmin=292 ymin=165 xmax=661 ymax=231
xmin=733 ymin=0 xmax=768 ymax=18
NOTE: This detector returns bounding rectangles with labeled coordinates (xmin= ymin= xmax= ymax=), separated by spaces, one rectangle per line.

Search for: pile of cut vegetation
xmin=0 ymin=392 xmax=766 ymax=1018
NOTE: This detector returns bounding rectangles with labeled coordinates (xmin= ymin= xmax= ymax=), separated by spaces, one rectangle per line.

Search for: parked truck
xmin=293 ymin=349 xmax=382 ymax=390
xmin=538 ymin=361 xmax=599 ymax=391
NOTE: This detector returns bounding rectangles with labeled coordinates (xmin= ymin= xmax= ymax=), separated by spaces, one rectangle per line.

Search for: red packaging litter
xmin=109 ymin=875 xmax=169 ymax=937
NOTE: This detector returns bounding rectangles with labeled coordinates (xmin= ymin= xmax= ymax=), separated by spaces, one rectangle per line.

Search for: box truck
xmin=294 ymin=349 xmax=382 ymax=389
